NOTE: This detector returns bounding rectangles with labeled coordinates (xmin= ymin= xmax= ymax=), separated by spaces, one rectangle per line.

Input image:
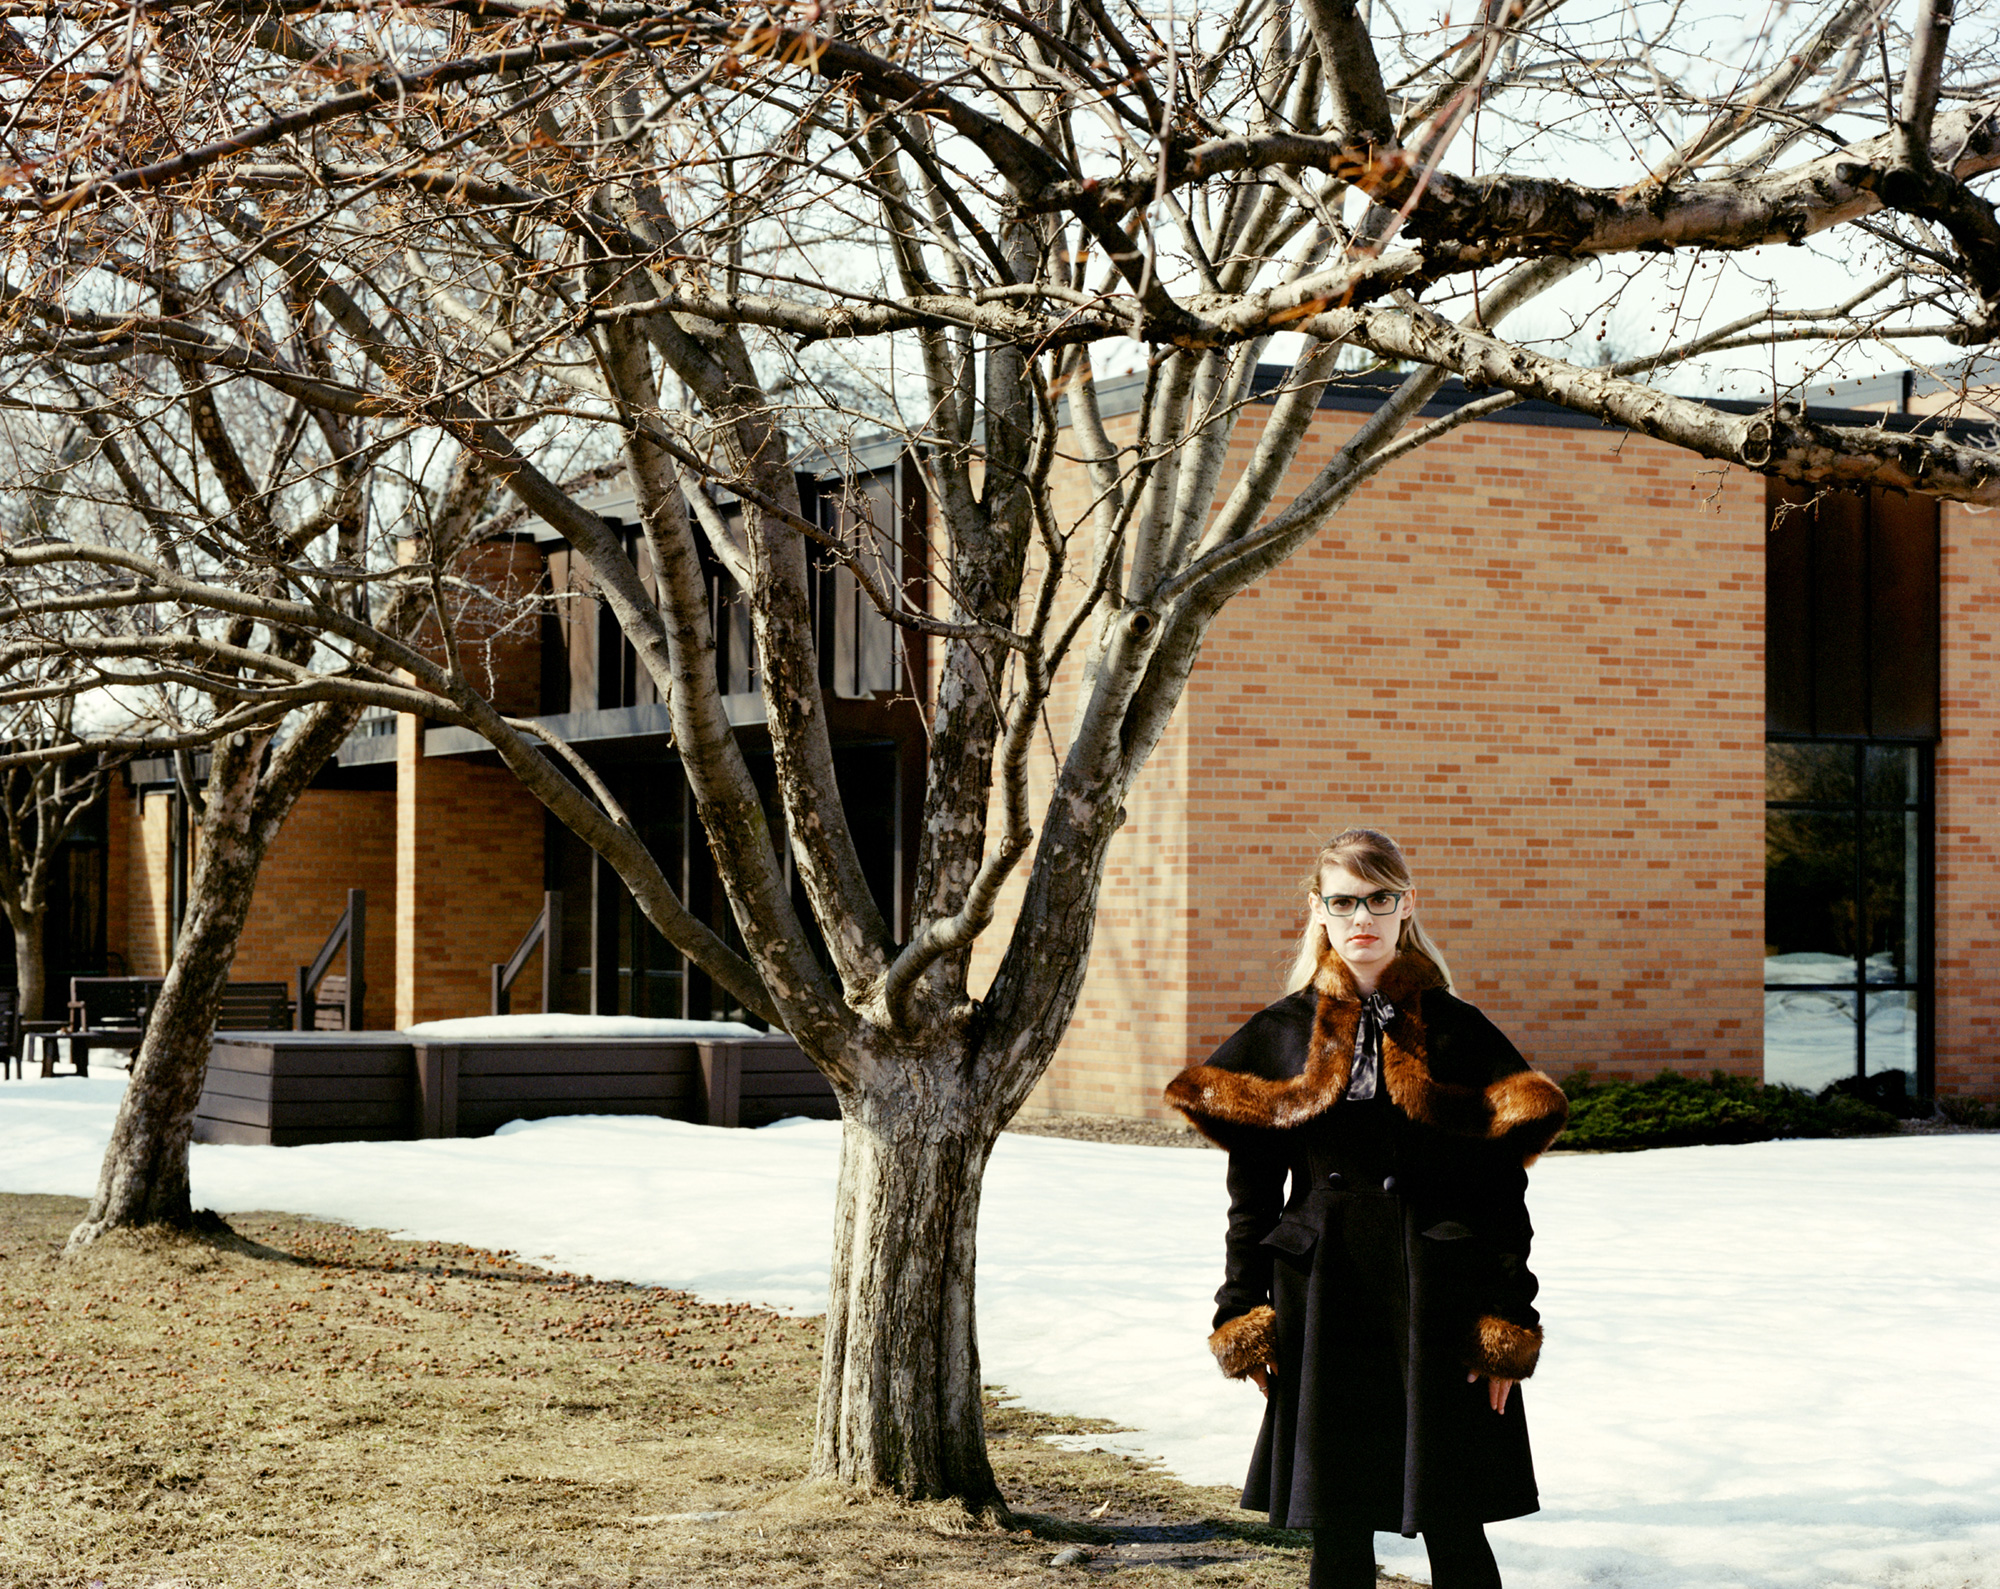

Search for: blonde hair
xmin=1284 ymin=827 xmax=1453 ymax=993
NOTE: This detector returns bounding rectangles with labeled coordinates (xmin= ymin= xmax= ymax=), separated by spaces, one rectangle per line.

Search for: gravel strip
xmin=1004 ymin=1112 xmax=1216 ymax=1150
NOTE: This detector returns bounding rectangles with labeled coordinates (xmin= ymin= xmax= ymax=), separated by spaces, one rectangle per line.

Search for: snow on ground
xmin=403 ymin=1014 xmax=760 ymax=1040
xmin=3 ymin=1071 xmax=1996 ymax=1589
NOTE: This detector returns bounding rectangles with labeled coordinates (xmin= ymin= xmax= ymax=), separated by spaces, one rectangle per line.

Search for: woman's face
xmin=1312 ymin=862 xmax=1416 ymax=985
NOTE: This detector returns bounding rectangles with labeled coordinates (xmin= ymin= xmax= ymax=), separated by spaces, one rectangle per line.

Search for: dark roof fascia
xmin=521 ymin=365 xmax=1995 ymax=548
xmin=126 ymin=750 xmax=206 ymax=790
xmin=130 ymin=718 xmax=397 ymax=788
xmin=423 ymin=699 xmax=752 ymax=760
xmin=335 ymin=715 xmax=401 ymax=768
xmin=567 ymin=437 xmax=910 ymax=547
xmin=1071 ymin=364 xmax=1997 ymax=442
xmin=422 ymin=691 xmax=917 ymax=764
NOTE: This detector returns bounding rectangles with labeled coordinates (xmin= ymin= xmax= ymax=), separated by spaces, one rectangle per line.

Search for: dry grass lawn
xmin=0 ymin=1193 xmax=1396 ymax=1587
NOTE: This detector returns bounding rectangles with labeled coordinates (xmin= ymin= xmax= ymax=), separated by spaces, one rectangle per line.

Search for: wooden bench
xmin=40 ymin=978 xmax=292 ymax=1076
xmin=42 ymin=977 xmax=164 ymax=1075
xmin=216 ymin=981 xmax=292 ymax=1032
xmin=305 ymin=974 xmax=351 ymax=1032
xmin=66 ymin=975 xmax=162 ymax=1033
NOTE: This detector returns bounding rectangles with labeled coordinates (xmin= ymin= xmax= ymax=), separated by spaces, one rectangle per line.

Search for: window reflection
xmin=1764 ymin=740 xmax=1927 ymax=1088
xmin=1865 ymin=992 xmax=1918 ymax=1078
xmin=1766 ymin=742 xmax=1853 ymax=804
xmin=1763 ymin=988 xmax=1858 ymax=1091
xmin=1863 ymin=812 xmax=1916 ymax=983
xmin=1766 ymin=809 xmax=1856 ymax=960
xmin=1865 ymin=745 xmax=1918 ymax=807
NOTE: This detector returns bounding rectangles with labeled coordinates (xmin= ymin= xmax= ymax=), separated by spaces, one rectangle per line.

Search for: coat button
xmin=1326 ymin=1172 xmax=1345 ymax=1187
xmin=1381 ymin=1175 xmax=1398 ymax=1192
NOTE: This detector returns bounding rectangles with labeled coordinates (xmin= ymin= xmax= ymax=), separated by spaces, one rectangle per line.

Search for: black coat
xmin=1164 ymin=950 xmax=1568 ymax=1537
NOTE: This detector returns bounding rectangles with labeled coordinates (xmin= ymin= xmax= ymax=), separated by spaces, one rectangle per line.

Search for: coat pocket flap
xmin=1260 ymin=1217 xmax=1319 ymax=1257
xmin=1421 ymin=1220 xmax=1475 ymax=1241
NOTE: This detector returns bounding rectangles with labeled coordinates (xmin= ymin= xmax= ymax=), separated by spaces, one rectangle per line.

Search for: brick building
xmin=27 ymin=370 xmax=1995 ymax=1112
xmin=52 ymin=445 xmax=928 ymax=1038
xmin=1004 ymin=370 xmax=1981 ymax=1116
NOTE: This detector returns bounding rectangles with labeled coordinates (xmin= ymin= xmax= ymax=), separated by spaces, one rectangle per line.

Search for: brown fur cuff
xmin=1209 ymin=1306 xmax=1278 ymax=1379
xmin=1466 ymin=1315 xmax=1542 ymax=1380
xmin=1487 ymin=1069 xmax=1570 ymax=1162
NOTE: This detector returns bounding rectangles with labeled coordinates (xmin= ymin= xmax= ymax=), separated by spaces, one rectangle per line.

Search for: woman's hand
xmin=1247 ymin=1364 xmax=1274 ymax=1397
xmin=1467 ymin=1371 xmax=1516 ymax=1414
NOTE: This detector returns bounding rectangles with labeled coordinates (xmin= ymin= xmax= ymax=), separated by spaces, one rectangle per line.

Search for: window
xmin=1766 ymin=482 xmax=1938 ymax=739
xmin=1764 ymin=482 xmax=1938 ymax=1095
xmin=1764 ymin=742 xmax=1930 ymax=1092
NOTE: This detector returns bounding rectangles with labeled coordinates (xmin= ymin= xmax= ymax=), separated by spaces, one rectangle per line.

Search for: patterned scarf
xmin=1344 ymin=992 xmax=1396 ymax=1101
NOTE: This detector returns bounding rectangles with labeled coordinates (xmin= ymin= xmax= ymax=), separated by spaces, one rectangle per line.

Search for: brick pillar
xmin=1935 ymin=498 xmax=2000 ymax=1101
xmin=103 ymin=783 xmax=133 ymax=976
xmin=395 ymin=718 xmax=548 ymax=1028
xmin=127 ymin=788 xmax=174 ymax=976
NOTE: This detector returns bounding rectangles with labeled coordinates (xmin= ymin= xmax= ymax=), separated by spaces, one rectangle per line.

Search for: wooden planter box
xmin=696 ymin=1035 xmax=843 ymax=1128
xmin=415 ymin=1039 xmax=702 ymax=1138
xmin=194 ymin=1032 xmax=838 ymax=1145
xmin=195 ymin=1033 xmax=418 ymax=1147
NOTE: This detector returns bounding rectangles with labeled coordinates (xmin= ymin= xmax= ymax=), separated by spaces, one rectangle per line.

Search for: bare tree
xmin=11 ymin=455 xmax=519 ymax=1237
xmin=0 ymin=699 xmax=119 ymax=1022
xmin=0 ymin=423 xmax=128 ymax=1018
xmin=0 ymin=0 xmax=1993 ymax=1512
xmin=0 ymin=309 xmax=515 ymax=1232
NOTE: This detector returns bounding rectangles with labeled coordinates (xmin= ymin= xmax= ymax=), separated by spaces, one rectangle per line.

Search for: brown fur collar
xmin=1165 ymin=949 xmax=1567 ymax=1163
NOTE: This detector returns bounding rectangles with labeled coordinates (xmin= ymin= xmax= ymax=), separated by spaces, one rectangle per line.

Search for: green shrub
xmin=1557 ymin=1069 xmax=1898 ymax=1152
xmin=1936 ymin=1094 xmax=2000 ymax=1129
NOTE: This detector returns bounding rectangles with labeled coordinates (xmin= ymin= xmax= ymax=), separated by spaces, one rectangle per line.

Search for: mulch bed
xmin=0 ymin=1193 xmax=1410 ymax=1588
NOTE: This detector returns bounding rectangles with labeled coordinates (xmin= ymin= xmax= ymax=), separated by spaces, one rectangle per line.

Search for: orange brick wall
xmin=123 ymin=789 xmax=172 ymax=977
xmin=1933 ymin=498 xmax=2000 ymax=1100
xmin=394 ymin=716 xmax=549 ymax=1026
xmin=227 ymin=789 xmax=399 ymax=1028
xmin=1010 ymin=400 xmax=1769 ymax=1119
xmin=1010 ymin=699 xmax=1195 ymax=1118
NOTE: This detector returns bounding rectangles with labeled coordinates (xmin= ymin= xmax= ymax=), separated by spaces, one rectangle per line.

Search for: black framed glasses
xmin=1321 ymin=889 xmax=1406 ymax=918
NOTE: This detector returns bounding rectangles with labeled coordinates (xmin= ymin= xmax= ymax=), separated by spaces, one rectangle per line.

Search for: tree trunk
xmin=811 ymin=1058 xmax=1006 ymax=1515
xmin=66 ymin=742 xmax=267 ymax=1245
xmin=7 ymin=906 xmax=44 ymax=1023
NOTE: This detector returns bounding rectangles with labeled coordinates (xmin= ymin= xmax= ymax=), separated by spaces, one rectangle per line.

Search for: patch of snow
xmin=402 ymin=1014 xmax=761 ymax=1040
xmin=214 ymin=1031 xmax=417 ymax=1044
xmin=2 ymin=1071 xmax=1996 ymax=1589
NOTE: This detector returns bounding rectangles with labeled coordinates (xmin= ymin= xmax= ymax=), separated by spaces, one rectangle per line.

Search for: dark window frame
xmin=1764 ymin=735 xmax=1933 ymax=1094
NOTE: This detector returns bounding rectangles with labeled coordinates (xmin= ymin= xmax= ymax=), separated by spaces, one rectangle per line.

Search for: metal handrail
xmin=492 ymin=891 xmax=562 ymax=1016
xmin=297 ymin=889 xmax=366 ymax=1031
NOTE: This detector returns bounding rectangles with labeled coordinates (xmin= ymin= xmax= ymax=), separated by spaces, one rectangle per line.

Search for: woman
xmin=1164 ymin=829 xmax=1567 ymax=1589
